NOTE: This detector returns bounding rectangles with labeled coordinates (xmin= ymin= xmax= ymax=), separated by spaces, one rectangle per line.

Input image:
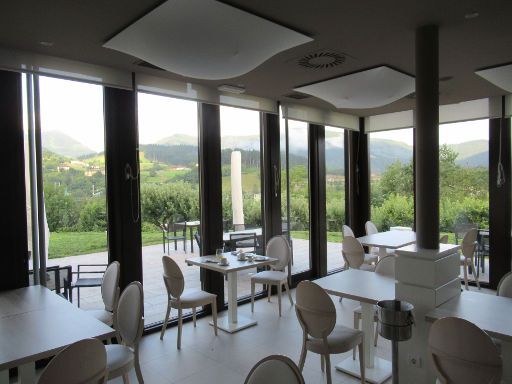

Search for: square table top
xmin=186 ymin=252 xmax=276 ymax=274
xmin=357 ymin=230 xmax=416 ymax=249
xmin=314 ymin=269 xmax=395 ymax=304
xmin=0 ymin=285 xmax=115 ymax=370
xmin=425 ymin=291 xmax=512 ymax=342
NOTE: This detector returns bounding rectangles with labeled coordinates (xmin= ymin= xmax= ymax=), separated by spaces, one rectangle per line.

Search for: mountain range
xmin=42 ymin=132 xmax=489 ymax=174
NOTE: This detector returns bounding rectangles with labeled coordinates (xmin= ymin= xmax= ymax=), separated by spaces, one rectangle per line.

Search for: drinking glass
xmin=216 ymin=248 xmax=224 ymax=259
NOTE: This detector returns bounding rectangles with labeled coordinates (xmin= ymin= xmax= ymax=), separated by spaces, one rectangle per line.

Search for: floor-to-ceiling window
xmin=369 ymin=128 xmax=414 ymax=231
xmin=138 ymin=92 xmax=200 ymax=325
xmin=325 ymin=127 xmax=345 ymax=272
xmin=38 ymin=76 xmax=107 ymax=307
xmin=220 ymin=105 xmax=263 ymax=299
xmin=439 ymin=119 xmax=489 ymax=283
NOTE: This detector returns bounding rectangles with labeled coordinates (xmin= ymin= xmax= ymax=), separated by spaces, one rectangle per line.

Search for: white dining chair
xmin=106 ymin=281 xmax=144 ymax=383
xmin=365 ymin=221 xmax=379 ymax=236
xmin=87 ymin=261 xmax=120 ymax=327
xmin=295 ymin=281 xmax=365 ymax=384
xmin=352 ymin=256 xmax=395 ymax=358
xmin=160 ymin=255 xmax=218 ymax=348
xmin=342 ymin=225 xmax=355 ymax=238
xmin=439 ymin=235 xmax=449 ymax=244
xmin=38 ymin=338 xmax=107 ymax=384
xmin=245 ymin=355 xmax=305 ymax=384
xmin=428 ymin=317 xmax=502 ymax=384
xmin=251 ymin=235 xmax=293 ymax=316
xmin=497 ymin=271 xmax=512 ymax=298
xmin=460 ymin=228 xmax=480 ymax=290
xmin=342 ymin=236 xmax=377 ymax=271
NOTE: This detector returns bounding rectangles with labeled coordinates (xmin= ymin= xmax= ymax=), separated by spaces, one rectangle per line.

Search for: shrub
xmin=44 ymin=184 xmax=80 ymax=232
xmin=78 ymin=199 xmax=107 ymax=231
xmin=372 ymin=194 xmax=414 ymax=230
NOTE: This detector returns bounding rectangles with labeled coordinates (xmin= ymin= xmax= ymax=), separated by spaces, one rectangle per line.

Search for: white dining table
xmin=186 ymin=252 xmax=276 ymax=333
xmin=315 ymin=269 xmax=395 ymax=384
xmin=357 ymin=230 xmax=417 ymax=258
xmin=0 ymin=285 xmax=115 ymax=384
xmin=425 ymin=290 xmax=512 ymax=381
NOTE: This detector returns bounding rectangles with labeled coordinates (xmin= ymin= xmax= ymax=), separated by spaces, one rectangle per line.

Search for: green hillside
xmin=43 ymin=131 xmax=95 ymax=158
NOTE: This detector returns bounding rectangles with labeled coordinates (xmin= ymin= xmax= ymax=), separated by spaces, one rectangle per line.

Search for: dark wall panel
xmin=0 ymin=70 xmax=29 ymax=290
xmin=489 ymin=117 xmax=511 ymax=288
xmin=104 ymin=86 xmax=142 ymax=290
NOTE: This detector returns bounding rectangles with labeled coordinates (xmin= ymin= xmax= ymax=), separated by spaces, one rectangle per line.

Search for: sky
xmin=37 ymin=76 xmax=489 ymax=153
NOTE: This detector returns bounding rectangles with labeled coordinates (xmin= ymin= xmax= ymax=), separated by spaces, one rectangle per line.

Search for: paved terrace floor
xmin=46 ymin=238 xmax=488 ymax=326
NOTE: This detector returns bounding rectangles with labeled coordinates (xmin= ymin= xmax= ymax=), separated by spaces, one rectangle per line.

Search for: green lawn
xmin=48 ymin=231 xmax=163 ymax=259
xmin=291 ymin=231 xmax=342 ymax=243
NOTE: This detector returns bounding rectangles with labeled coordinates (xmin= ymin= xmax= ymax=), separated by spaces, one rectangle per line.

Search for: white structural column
xmin=231 ymin=151 xmax=244 ymax=226
xmin=395 ymin=244 xmax=460 ymax=383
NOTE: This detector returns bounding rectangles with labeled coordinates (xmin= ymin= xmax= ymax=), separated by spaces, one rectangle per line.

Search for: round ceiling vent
xmin=298 ymin=51 xmax=346 ymax=69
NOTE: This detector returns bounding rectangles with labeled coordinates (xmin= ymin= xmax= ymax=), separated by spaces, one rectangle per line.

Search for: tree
xmin=44 ymin=184 xmax=80 ymax=231
xmin=78 ymin=199 xmax=107 ymax=231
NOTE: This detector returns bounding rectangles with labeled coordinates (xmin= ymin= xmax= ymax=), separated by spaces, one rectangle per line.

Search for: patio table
xmin=0 ymin=285 xmax=115 ymax=384
xmin=186 ymin=252 xmax=276 ymax=333
xmin=176 ymin=220 xmax=200 ymax=253
xmin=315 ymin=269 xmax=395 ymax=384
xmin=357 ymin=230 xmax=416 ymax=258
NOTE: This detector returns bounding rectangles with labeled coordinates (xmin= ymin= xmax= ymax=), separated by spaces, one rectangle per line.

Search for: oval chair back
xmin=375 ymin=256 xmax=395 ymax=278
xmin=365 ymin=221 xmax=378 ymax=235
xmin=428 ymin=317 xmax=502 ymax=384
xmin=295 ymin=281 xmax=336 ymax=340
xmin=341 ymin=237 xmax=365 ymax=269
xmin=101 ymin=261 xmax=120 ymax=312
xmin=461 ymin=228 xmax=478 ymax=259
xmin=115 ymin=281 xmax=144 ymax=349
xmin=439 ymin=235 xmax=449 ymax=244
xmin=245 ymin=355 xmax=305 ymax=384
xmin=38 ymin=338 xmax=106 ymax=384
xmin=162 ymin=255 xmax=185 ymax=300
xmin=267 ymin=235 xmax=291 ymax=272
xmin=342 ymin=225 xmax=354 ymax=238
xmin=497 ymin=272 xmax=512 ymax=298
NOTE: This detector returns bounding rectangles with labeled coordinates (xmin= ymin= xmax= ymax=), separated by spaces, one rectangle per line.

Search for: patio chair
xmin=245 ymin=355 xmax=305 ymax=384
xmin=160 ymin=256 xmax=218 ymax=349
xmin=194 ymin=231 xmax=201 ymax=253
xmin=295 ymin=281 xmax=365 ymax=384
xmin=106 ymin=281 xmax=144 ymax=383
xmin=352 ymin=256 xmax=395 ymax=358
xmin=86 ymin=261 xmax=120 ymax=327
xmin=460 ymin=228 xmax=481 ymax=290
xmin=230 ymin=232 xmax=258 ymax=253
xmin=251 ymin=235 xmax=293 ymax=316
xmin=69 ymin=264 xmax=107 ymax=307
xmin=38 ymin=338 xmax=107 ymax=384
xmin=342 ymin=236 xmax=377 ymax=271
xmin=161 ymin=220 xmax=187 ymax=254
xmin=476 ymin=229 xmax=489 ymax=275
xmin=29 ymin=265 xmax=72 ymax=300
xmin=428 ymin=317 xmax=502 ymax=384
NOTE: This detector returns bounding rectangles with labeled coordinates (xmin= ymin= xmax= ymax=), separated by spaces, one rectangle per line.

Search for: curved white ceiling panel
xmin=103 ymin=0 xmax=312 ymax=80
xmin=476 ymin=64 xmax=512 ymax=93
xmin=294 ymin=66 xmax=415 ymax=109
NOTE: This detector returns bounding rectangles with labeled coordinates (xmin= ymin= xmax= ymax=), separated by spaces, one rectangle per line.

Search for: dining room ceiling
xmin=0 ymin=0 xmax=511 ymax=117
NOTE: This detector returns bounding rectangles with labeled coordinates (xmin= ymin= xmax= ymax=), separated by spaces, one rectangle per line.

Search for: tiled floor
xmin=111 ymin=286 xmax=394 ymax=384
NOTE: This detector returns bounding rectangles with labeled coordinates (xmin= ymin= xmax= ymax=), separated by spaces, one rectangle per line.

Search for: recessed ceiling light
xmin=217 ymin=84 xmax=246 ymax=94
xmin=39 ymin=41 xmax=54 ymax=47
xmin=464 ymin=12 xmax=479 ymax=20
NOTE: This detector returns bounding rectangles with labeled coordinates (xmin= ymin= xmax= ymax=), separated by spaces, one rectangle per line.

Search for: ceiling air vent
xmin=133 ymin=60 xmax=165 ymax=71
xmin=298 ymin=50 xmax=346 ymax=69
xmin=284 ymin=92 xmax=310 ymax=100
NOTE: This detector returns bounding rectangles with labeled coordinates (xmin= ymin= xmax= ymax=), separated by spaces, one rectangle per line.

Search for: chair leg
xmin=324 ymin=354 xmax=332 ymax=384
xmin=77 ymin=287 xmax=81 ymax=308
xmin=251 ymin=280 xmax=255 ymax=312
xmin=177 ymin=307 xmax=183 ymax=349
xmin=268 ymin=285 xmax=271 ymax=302
xmin=212 ymin=300 xmax=218 ymax=336
xmin=284 ymin=281 xmax=293 ymax=306
xmin=463 ymin=260 xmax=469 ymax=290
xmin=471 ymin=259 xmax=481 ymax=290
xmin=122 ymin=373 xmax=130 ymax=384
xmin=192 ymin=307 xmax=196 ymax=327
xmin=298 ymin=344 xmax=307 ymax=371
xmin=320 ymin=355 xmax=325 ymax=372
xmin=277 ymin=283 xmax=282 ymax=317
xmin=353 ymin=312 xmax=359 ymax=360
xmin=134 ymin=348 xmax=144 ymax=384
xmin=160 ymin=301 xmax=171 ymax=340
xmin=358 ymin=342 xmax=365 ymax=384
